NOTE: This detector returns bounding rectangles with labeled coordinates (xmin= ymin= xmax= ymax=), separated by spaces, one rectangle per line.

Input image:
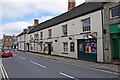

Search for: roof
xmin=3 ymin=35 xmax=13 ymax=38
xmin=17 ymin=31 xmax=27 ymax=37
xmin=28 ymin=2 xmax=104 ymax=34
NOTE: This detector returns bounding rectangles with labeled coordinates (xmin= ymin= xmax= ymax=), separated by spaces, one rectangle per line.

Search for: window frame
xmin=110 ymin=6 xmax=120 ymax=19
xmin=40 ymin=32 xmax=43 ymax=39
xmin=63 ymin=42 xmax=68 ymax=52
xmin=48 ymin=29 xmax=52 ymax=39
xmin=70 ymin=42 xmax=74 ymax=52
xmin=62 ymin=24 xmax=68 ymax=36
xmin=81 ymin=18 xmax=91 ymax=32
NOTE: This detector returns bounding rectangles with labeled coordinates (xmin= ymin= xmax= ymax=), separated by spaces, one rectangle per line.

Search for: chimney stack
xmin=34 ymin=19 xmax=39 ymax=26
xmin=68 ymin=0 xmax=76 ymax=11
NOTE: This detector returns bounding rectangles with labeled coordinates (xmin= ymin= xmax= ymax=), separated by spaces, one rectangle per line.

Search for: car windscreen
xmin=4 ymin=49 xmax=10 ymax=52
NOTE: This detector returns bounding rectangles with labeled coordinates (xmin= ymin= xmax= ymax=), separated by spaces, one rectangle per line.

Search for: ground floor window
xmin=85 ymin=39 xmax=97 ymax=54
xmin=30 ymin=44 xmax=32 ymax=50
xmin=70 ymin=42 xmax=74 ymax=52
xmin=63 ymin=42 xmax=68 ymax=52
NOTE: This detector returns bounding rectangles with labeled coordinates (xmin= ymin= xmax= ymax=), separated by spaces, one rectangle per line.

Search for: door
xmin=78 ymin=40 xmax=85 ymax=59
xmin=78 ymin=39 xmax=97 ymax=62
xmin=48 ymin=44 xmax=51 ymax=55
xmin=111 ymin=38 xmax=119 ymax=60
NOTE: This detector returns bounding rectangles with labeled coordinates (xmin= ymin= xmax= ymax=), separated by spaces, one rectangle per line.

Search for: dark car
xmin=2 ymin=49 xmax=13 ymax=58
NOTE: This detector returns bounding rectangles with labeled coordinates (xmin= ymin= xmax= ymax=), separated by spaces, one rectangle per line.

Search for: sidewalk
xmin=21 ymin=51 xmax=119 ymax=73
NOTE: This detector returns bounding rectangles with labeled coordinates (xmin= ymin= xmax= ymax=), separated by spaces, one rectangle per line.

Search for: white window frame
xmin=82 ymin=18 xmax=91 ymax=32
xmin=63 ymin=42 xmax=68 ymax=52
xmin=40 ymin=32 xmax=43 ymax=39
xmin=62 ymin=24 xmax=68 ymax=36
xmin=48 ymin=29 xmax=52 ymax=39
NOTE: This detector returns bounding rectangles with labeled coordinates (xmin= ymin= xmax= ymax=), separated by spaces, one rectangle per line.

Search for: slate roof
xmin=28 ymin=2 xmax=104 ymax=34
xmin=17 ymin=31 xmax=27 ymax=37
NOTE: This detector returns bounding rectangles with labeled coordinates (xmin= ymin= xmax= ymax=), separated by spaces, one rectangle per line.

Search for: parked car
xmin=2 ymin=49 xmax=13 ymax=58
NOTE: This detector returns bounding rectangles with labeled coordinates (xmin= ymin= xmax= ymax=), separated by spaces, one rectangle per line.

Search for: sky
xmin=0 ymin=0 xmax=86 ymax=39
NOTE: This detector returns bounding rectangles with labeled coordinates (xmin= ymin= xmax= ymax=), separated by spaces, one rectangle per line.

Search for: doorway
xmin=77 ymin=39 xmax=97 ymax=62
xmin=111 ymin=38 xmax=120 ymax=60
xmin=48 ymin=43 xmax=51 ymax=55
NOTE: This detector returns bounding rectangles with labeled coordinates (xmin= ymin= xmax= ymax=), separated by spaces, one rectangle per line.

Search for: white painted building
xmin=28 ymin=2 xmax=104 ymax=62
xmin=17 ymin=29 xmax=28 ymax=51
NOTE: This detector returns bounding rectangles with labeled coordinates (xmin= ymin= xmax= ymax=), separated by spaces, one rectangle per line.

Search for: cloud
xmin=1 ymin=0 xmax=85 ymax=20
xmin=0 ymin=0 xmax=85 ymax=39
xmin=1 ymin=21 xmax=32 ymax=36
xmin=0 ymin=15 xmax=55 ymax=39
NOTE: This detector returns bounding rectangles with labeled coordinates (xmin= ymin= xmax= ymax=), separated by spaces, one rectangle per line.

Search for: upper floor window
xmin=110 ymin=6 xmax=120 ymax=19
xmin=48 ymin=29 xmax=52 ymax=39
xmin=70 ymin=42 xmax=74 ymax=52
xmin=82 ymin=18 xmax=90 ymax=32
xmin=30 ymin=35 xmax=32 ymax=40
xmin=34 ymin=33 xmax=39 ymax=40
xmin=40 ymin=32 xmax=43 ymax=39
xmin=62 ymin=24 xmax=68 ymax=36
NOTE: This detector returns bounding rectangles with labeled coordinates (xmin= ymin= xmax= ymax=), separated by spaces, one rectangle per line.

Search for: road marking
xmin=18 ymin=56 xmax=25 ymax=60
xmin=29 ymin=60 xmax=46 ymax=68
xmin=1 ymin=61 xmax=9 ymax=80
xmin=90 ymin=68 xmax=119 ymax=75
xmin=60 ymin=72 xmax=78 ymax=80
xmin=18 ymin=51 xmax=119 ymax=75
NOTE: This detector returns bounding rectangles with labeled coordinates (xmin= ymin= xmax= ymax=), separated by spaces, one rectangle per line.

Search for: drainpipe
xmin=101 ymin=9 xmax=105 ymax=63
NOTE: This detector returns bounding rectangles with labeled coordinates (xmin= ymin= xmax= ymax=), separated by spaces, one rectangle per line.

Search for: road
xmin=2 ymin=51 xmax=119 ymax=80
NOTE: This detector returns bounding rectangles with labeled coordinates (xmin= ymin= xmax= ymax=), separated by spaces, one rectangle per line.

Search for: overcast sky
xmin=0 ymin=0 xmax=85 ymax=39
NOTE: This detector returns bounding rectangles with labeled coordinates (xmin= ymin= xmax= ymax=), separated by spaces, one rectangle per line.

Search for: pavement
xmin=23 ymin=51 xmax=120 ymax=73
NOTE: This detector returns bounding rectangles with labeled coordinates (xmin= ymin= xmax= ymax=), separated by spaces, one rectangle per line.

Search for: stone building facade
xmin=103 ymin=2 xmax=120 ymax=62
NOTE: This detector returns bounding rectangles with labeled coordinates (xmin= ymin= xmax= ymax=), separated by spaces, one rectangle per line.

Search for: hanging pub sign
xmin=82 ymin=32 xmax=97 ymax=39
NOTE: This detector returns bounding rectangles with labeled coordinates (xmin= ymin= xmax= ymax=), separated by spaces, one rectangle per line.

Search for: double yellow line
xmin=0 ymin=60 xmax=9 ymax=80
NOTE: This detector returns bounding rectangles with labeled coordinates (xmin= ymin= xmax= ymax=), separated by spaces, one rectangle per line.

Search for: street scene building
xmin=1 ymin=0 xmax=119 ymax=79
xmin=103 ymin=2 xmax=120 ymax=62
xmin=3 ymin=34 xmax=17 ymax=49
xmin=17 ymin=1 xmax=120 ymax=63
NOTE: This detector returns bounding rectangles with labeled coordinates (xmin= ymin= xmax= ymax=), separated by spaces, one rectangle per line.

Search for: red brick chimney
xmin=68 ymin=0 xmax=76 ymax=11
xmin=34 ymin=19 xmax=39 ymax=26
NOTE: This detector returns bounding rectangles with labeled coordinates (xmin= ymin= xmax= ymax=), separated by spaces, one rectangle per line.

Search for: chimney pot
xmin=34 ymin=19 xmax=39 ymax=26
xmin=68 ymin=0 xmax=75 ymax=11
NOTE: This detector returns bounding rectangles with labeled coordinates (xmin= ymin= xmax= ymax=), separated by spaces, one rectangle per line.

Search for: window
xmin=70 ymin=42 xmax=74 ymax=52
xmin=48 ymin=29 xmax=52 ymax=39
xmin=30 ymin=35 xmax=32 ymax=39
xmin=62 ymin=24 xmax=68 ymax=36
xmin=39 ymin=44 xmax=42 ymax=51
xmin=63 ymin=43 xmax=68 ymax=52
xmin=34 ymin=44 xmax=35 ymax=50
xmin=82 ymin=18 xmax=90 ymax=32
xmin=40 ymin=32 xmax=43 ymax=39
xmin=110 ymin=6 xmax=120 ymax=18
xmin=34 ymin=33 xmax=39 ymax=40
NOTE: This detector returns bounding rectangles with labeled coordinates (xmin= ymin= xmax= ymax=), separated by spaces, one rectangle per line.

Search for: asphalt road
xmin=2 ymin=51 xmax=119 ymax=80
